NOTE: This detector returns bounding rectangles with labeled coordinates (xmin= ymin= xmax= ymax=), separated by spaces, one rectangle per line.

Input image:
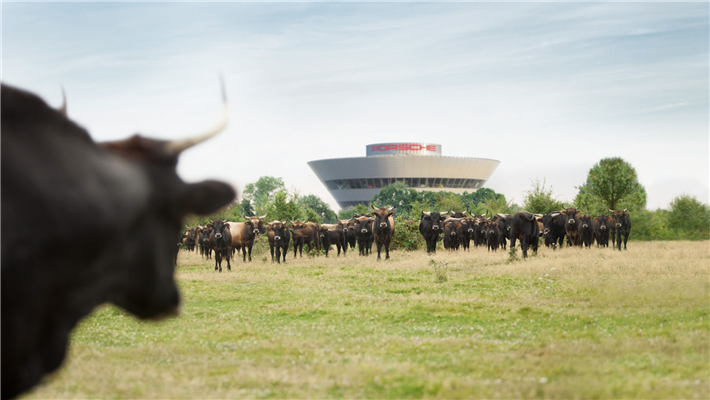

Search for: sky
xmin=3 ymin=2 xmax=708 ymax=211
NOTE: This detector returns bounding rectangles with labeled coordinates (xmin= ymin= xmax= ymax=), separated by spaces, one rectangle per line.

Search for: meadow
xmin=24 ymin=241 xmax=709 ymax=399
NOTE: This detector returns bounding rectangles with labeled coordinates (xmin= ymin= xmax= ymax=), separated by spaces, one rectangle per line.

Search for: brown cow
xmin=371 ymin=205 xmax=396 ymax=260
xmin=228 ymin=213 xmax=267 ymax=262
xmin=291 ymin=221 xmax=320 ymax=257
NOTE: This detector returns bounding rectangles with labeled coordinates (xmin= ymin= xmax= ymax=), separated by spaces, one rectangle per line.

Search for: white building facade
xmin=308 ymin=143 xmax=500 ymax=209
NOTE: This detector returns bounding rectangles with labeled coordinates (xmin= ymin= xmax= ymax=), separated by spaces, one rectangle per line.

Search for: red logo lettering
xmin=409 ymin=144 xmax=422 ymax=151
xmin=427 ymin=145 xmax=436 ymax=152
xmin=370 ymin=143 xmax=437 ymax=152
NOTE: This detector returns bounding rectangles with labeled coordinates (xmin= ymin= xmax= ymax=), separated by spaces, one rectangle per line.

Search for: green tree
xmin=298 ymin=194 xmax=337 ymax=224
xmin=668 ymin=195 xmax=710 ymax=239
xmin=522 ymin=178 xmax=564 ymax=214
xmin=581 ymin=158 xmax=646 ymax=211
xmin=371 ymin=182 xmax=420 ymax=219
xmin=240 ymin=198 xmax=255 ymax=217
xmin=338 ymin=204 xmax=369 ymax=220
xmin=266 ymin=191 xmax=304 ymax=223
xmin=242 ymin=176 xmax=285 ymax=214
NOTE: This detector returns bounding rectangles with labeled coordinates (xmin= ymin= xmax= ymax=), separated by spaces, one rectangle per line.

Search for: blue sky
xmin=3 ymin=2 xmax=708 ymax=211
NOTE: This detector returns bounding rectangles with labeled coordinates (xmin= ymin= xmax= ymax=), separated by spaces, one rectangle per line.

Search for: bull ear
xmin=180 ymin=181 xmax=235 ymax=216
xmin=388 ymin=211 xmax=394 ymax=217
xmin=560 ymin=210 xmax=567 ymax=215
xmin=594 ymin=217 xmax=599 ymax=221
xmin=224 ymin=223 xmax=230 ymax=229
xmin=371 ymin=212 xmax=378 ymax=216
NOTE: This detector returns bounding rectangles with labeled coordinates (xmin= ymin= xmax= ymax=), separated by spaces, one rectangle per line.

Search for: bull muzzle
xmin=215 ymin=233 xmax=222 ymax=239
xmin=274 ymin=236 xmax=281 ymax=241
xmin=380 ymin=223 xmax=387 ymax=228
xmin=544 ymin=229 xmax=550 ymax=234
xmin=450 ymin=232 xmax=456 ymax=236
xmin=361 ymin=229 xmax=367 ymax=233
xmin=583 ymin=224 xmax=588 ymax=228
xmin=601 ymin=226 xmax=606 ymax=230
xmin=616 ymin=223 xmax=622 ymax=228
xmin=253 ymin=229 xmax=259 ymax=234
xmin=432 ymin=225 xmax=439 ymax=230
xmin=569 ymin=219 xmax=576 ymax=224
xmin=468 ymin=229 xmax=473 ymax=232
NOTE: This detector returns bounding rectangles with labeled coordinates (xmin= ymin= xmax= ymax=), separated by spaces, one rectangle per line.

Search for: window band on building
xmin=324 ymin=177 xmax=485 ymax=190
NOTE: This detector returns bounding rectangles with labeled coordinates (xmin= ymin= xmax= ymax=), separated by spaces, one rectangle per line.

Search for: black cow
xmin=354 ymin=216 xmax=374 ymax=256
xmin=186 ymin=227 xmax=199 ymax=251
xmin=490 ymin=214 xmax=512 ymax=250
xmin=267 ymin=221 xmax=290 ymax=263
xmin=371 ymin=206 xmax=396 ymax=260
xmin=319 ymin=224 xmax=345 ymax=257
xmin=610 ymin=209 xmax=632 ymax=250
xmin=509 ymin=211 xmax=540 ymax=258
xmin=443 ymin=218 xmax=463 ymax=250
xmin=593 ymin=214 xmax=611 ymax=247
xmin=199 ymin=226 xmax=213 ymax=259
xmin=343 ymin=219 xmax=357 ymax=251
xmin=418 ymin=211 xmax=448 ymax=254
xmin=578 ymin=215 xmax=594 ymax=248
xmin=473 ymin=215 xmax=488 ymax=248
xmin=460 ymin=217 xmax=476 ymax=251
xmin=485 ymin=222 xmax=500 ymax=252
xmin=539 ymin=212 xmax=566 ymax=249
xmin=209 ymin=220 xmax=232 ymax=272
xmin=1 ymin=83 xmax=235 ymax=398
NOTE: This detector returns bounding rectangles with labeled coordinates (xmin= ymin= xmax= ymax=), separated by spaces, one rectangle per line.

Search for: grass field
xmin=23 ymin=241 xmax=709 ymax=399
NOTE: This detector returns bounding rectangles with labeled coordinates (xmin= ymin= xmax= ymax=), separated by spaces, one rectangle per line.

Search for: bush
xmin=390 ymin=217 xmax=424 ymax=251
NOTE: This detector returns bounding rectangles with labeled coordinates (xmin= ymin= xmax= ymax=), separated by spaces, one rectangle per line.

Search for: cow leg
xmin=247 ymin=244 xmax=253 ymax=262
xmin=275 ymin=245 xmax=281 ymax=264
xmin=385 ymin=239 xmax=391 ymax=260
xmin=376 ymin=239 xmax=383 ymax=260
xmin=270 ymin=245 xmax=275 ymax=262
xmin=242 ymin=246 xmax=247 ymax=262
xmin=520 ymin=237 xmax=528 ymax=258
xmin=225 ymin=249 xmax=231 ymax=271
xmin=215 ymin=252 xmax=222 ymax=272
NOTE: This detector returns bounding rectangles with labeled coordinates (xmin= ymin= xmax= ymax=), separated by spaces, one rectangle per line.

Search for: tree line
xmin=189 ymin=157 xmax=709 ymax=241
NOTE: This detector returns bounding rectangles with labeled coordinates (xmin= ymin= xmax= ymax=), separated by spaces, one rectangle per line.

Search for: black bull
xmin=1 ymin=84 xmax=235 ymax=399
xmin=509 ymin=211 xmax=540 ymax=258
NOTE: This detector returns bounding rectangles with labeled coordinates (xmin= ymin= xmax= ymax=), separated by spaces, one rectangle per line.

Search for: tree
xmin=338 ymin=204 xmax=369 ymax=220
xmin=240 ymin=198 xmax=255 ymax=217
xmin=242 ymin=176 xmax=285 ymax=214
xmin=581 ymin=158 xmax=646 ymax=211
xmin=371 ymin=182 xmax=420 ymax=219
xmin=266 ymin=191 xmax=304 ymax=223
xmin=522 ymin=178 xmax=564 ymax=214
xmin=298 ymin=194 xmax=337 ymax=224
xmin=668 ymin=195 xmax=710 ymax=238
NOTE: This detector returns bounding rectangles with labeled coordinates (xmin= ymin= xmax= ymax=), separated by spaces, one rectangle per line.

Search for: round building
xmin=308 ymin=143 xmax=500 ymax=209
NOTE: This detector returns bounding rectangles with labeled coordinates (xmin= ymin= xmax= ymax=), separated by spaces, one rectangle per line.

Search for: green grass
xmin=24 ymin=241 xmax=710 ymax=399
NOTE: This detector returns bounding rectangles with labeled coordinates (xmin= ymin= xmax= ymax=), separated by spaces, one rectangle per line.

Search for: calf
xmin=609 ymin=209 xmax=632 ymax=250
xmin=485 ymin=222 xmax=500 ymax=251
xmin=578 ymin=215 xmax=594 ymax=248
xmin=199 ymin=226 xmax=212 ymax=259
xmin=209 ymin=220 xmax=232 ymax=272
xmin=593 ymin=214 xmax=611 ymax=247
xmin=561 ymin=207 xmax=581 ymax=247
xmin=319 ymin=224 xmax=345 ymax=257
xmin=460 ymin=217 xmax=476 ymax=251
xmin=267 ymin=221 xmax=290 ymax=263
xmin=509 ymin=211 xmax=540 ymax=258
xmin=418 ymin=211 xmax=448 ymax=253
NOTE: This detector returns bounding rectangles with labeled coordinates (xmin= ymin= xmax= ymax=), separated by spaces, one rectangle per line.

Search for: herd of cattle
xmin=180 ymin=206 xmax=633 ymax=270
xmin=1 ymin=84 xmax=633 ymax=399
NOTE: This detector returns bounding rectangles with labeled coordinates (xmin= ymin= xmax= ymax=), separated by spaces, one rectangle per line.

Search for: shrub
xmin=390 ymin=217 xmax=424 ymax=251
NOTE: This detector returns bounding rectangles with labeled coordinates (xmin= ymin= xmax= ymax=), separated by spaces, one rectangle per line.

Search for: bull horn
xmin=260 ymin=213 xmax=268 ymax=220
xmin=575 ymin=205 xmax=579 ymax=209
xmin=57 ymin=85 xmax=67 ymax=116
xmin=164 ymin=75 xmax=229 ymax=155
xmin=423 ymin=212 xmax=431 ymax=216
xmin=623 ymin=208 xmax=627 ymax=212
xmin=387 ymin=206 xmax=394 ymax=212
xmin=609 ymin=209 xmax=614 ymax=213
xmin=461 ymin=210 xmax=467 ymax=216
xmin=497 ymin=213 xmax=506 ymax=218
xmin=440 ymin=211 xmax=449 ymax=215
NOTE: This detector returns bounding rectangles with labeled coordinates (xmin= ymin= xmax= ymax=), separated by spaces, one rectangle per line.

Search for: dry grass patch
xmin=23 ymin=241 xmax=710 ymax=399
